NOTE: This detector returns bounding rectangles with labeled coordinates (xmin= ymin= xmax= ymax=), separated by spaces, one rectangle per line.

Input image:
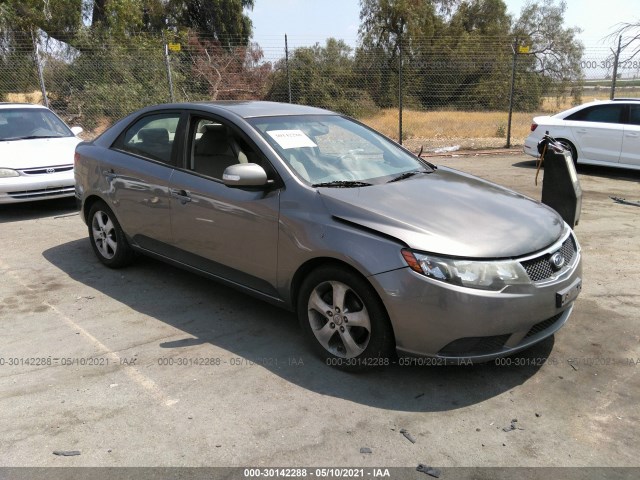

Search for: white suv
xmin=524 ymin=99 xmax=640 ymax=171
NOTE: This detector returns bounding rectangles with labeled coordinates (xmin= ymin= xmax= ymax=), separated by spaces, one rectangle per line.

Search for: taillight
xmin=74 ymin=152 xmax=80 ymax=168
xmin=530 ymin=123 xmax=538 ymax=132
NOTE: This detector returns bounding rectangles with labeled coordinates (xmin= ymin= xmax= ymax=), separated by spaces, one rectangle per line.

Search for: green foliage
xmin=44 ymin=33 xmax=169 ymax=129
xmin=168 ymin=0 xmax=254 ymax=48
xmin=356 ymin=0 xmax=584 ymax=112
xmin=267 ymin=38 xmax=379 ymax=117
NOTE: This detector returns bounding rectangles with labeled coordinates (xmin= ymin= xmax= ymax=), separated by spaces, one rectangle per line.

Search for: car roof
xmin=167 ymin=101 xmax=336 ymax=118
xmin=553 ymin=98 xmax=640 ymax=118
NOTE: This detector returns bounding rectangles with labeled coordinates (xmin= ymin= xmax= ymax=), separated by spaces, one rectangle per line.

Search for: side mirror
xmin=222 ymin=163 xmax=269 ymax=188
xmin=71 ymin=126 xmax=83 ymax=136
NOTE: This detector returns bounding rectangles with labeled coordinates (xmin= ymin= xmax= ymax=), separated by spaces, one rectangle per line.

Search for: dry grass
xmin=360 ymin=89 xmax=640 ymax=151
xmin=360 ymin=108 xmax=536 ymax=150
xmin=4 ymin=90 xmax=43 ymax=104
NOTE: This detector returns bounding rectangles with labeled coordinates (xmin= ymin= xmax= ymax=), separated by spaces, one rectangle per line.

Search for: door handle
xmin=625 ymin=133 xmax=639 ymax=137
xmin=576 ymin=129 xmax=588 ymax=134
xmin=170 ymin=188 xmax=192 ymax=204
xmin=102 ymin=169 xmax=117 ymax=182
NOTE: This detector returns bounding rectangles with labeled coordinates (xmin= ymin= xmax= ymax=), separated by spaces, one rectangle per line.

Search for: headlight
xmin=0 ymin=168 xmax=19 ymax=178
xmin=401 ymin=249 xmax=530 ymax=291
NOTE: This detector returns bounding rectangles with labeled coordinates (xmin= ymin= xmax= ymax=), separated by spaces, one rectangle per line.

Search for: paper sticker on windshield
xmin=267 ymin=130 xmax=317 ymax=149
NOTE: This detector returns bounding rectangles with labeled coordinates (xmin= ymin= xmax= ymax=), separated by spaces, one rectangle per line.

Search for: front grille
xmin=521 ymin=235 xmax=577 ymax=282
xmin=19 ymin=165 xmax=73 ymax=175
xmin=8 ymin=186 xmax=75 ymax=199
xmin=523 ymin=313 xmax=563 ymax=339
xmin=438 ymin=334 xmax=511 ymax=357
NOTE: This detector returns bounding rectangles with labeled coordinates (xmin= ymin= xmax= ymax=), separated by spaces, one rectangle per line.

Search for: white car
xmin=524 ymin=99 xmax=640 ymax=171
xmin=0 ymin=103 xmax=83 ymax=204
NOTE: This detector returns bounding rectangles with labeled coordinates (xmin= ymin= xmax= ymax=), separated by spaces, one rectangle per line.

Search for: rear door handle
xmin=625 ymin=132 xmax=639 ymax=137
xmin=170 ymin=188 xmax=192 ymax=204
xmin=102 ymin=169 xmax=117 ymax=182
xmin=576 ymin=129 xmax=588 ymax=134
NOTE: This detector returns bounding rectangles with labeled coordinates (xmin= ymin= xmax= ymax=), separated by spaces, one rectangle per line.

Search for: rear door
xmin=620 ymin=104 xmax=640 ymax=167
xmin=107 ymin=112 xmax=184 ymax=251
xmin=565 ymin=104 xmax=625 ymax=164
xmin=168 ymin=113 xmax=280 ymax=296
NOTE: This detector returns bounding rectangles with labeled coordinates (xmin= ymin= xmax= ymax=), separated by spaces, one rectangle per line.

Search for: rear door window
xmin=566 ymin=105 xmax=624 ymax=124
xmin=114 ymin=114 xmax=181 ymax=165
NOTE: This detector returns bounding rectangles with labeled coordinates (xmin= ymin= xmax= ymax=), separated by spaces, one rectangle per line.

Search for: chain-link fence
xmin=2 ymin=30 xmax=639 ymax=149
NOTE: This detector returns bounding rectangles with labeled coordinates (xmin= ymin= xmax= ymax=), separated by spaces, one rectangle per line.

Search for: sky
xmin=248 ymin=0 xmax=640 ymax=52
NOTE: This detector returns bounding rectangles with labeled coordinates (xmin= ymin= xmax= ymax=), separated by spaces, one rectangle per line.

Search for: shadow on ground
xmin=43 ymin=238 xmax=555 ymax=413
xmin=513 ymin=159 xmax=640 ymax=183
xmin=0 ymin=197 xmax=78 ymax=224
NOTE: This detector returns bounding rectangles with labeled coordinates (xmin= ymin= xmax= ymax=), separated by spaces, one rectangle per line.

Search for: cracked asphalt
xmin=0 ymin=153 xmax=638 ymax=469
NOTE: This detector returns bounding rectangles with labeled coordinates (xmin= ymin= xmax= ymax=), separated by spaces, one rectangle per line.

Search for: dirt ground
xmin=0 ymin=152 xmax=638 ymax=476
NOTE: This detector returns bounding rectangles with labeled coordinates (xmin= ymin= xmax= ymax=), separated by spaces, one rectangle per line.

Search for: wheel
xmin=297 ymin=266 xmax=394 ymax=371
xmin=556 ymin=139 xmax=578 ymax=166
xmin=88 ymin=201 xmax=134 ymax=268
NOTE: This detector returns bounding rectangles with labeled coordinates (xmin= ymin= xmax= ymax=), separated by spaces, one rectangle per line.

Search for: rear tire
xmin=556 ymin=139 xmax=578 ymax=167
xmin=297 ymin=266 xmax=394 ymax=371
xmin=88 ymin=201 xmax=134 ymax=268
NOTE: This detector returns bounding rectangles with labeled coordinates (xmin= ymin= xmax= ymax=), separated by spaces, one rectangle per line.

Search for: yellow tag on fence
xmin=518 ymin=45 xmax=530 ymax=54
xmin=168 ymin=43 xmax=181 ymax=52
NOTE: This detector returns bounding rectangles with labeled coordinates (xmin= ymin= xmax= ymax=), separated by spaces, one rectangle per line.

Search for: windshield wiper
xmin=3 ymin=135 xmax=63 ymax=141
xmin=312 ymin=180 xmax=373 ymax=188
xmin=387 ymin=170 xmax=429 ymax=183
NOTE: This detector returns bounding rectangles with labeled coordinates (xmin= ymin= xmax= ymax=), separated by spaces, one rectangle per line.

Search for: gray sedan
xmin=74 ymin=101 xmax=582 ymax=370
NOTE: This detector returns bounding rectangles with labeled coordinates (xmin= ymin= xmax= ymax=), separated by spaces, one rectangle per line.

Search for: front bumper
xmin=371 ymin=238 xmax=582 ymax=362
xmin=0 ymin=170 xmax=75 ymax=204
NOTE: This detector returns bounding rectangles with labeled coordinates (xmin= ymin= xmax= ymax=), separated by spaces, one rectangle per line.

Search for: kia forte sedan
xmin=0 ymin=103 xmax=83 ymax=203
xmin=75 ymin=101 xmax=582 ymax=369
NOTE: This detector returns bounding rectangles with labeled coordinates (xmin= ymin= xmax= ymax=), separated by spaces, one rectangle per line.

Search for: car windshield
xmin=0 ymin=108 xmax=73 ymax=141
xmin=248 ymin=115 xmax=431 ymax=186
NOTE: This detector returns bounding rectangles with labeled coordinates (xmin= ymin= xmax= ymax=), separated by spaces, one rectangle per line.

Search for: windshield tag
xmin=267 ymin=130 xmax=317 ymax=149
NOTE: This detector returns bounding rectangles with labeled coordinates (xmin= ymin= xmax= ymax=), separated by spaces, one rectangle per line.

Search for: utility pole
xmin=398 ymin=18 xmax=404 ymax=145
xmin=610 ymin=35 xmax=622 ymax=100
xmin=506 ymin=38 xmax=519 ymax=149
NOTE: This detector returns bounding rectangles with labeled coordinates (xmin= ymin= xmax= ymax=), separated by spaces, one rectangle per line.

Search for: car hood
xmin=0 ymin=137 xmax=81 ymax=169
xmin=318 ymin=167 xmax=565 ymax=258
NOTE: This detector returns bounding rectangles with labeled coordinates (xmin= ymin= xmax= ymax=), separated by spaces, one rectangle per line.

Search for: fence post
xmin=398 ymin=20 xmax=404 ymax=145
xmin=610 ymin=35 xmax=622 ymax=100
xmin=162 ymin=32 xmax=175 ymax=103
xmin=31 ymin=31 xmax=49 ymax=108
xmin=285 ymin=34 xmax=292 ymax=103
xmin=506 ymin=39 xmax=518 ymax=149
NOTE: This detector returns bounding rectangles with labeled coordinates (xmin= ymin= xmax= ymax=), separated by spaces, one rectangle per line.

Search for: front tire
xmin=297 ymin=266 xmax=394 ymax=371
xmin=88 ymin=201 xmax=134 ymax=268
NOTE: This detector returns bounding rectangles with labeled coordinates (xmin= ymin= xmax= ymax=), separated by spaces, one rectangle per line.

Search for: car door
xmin=620 ymin=104 xmax=640 ymax=166
xmin=107 ymin=112 xmax=184 ymax=251
xmin=565 ymin=104 xmax=624 ymax=164
xmin=168 ymin=114 xmax=280 ymax=297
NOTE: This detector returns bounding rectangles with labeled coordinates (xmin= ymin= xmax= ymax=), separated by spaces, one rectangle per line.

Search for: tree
xmin=168 ymin=0 xmax=254 ymax=48
xmin=415 ymin=0 xmax=513 ymax=110
xmin=268 ymin=38 xmax=377 ymax=117
xmin=511 ymin=0 xmax=583 ymax=83
xmin=606 ymin=20 xmax=640 ymax=61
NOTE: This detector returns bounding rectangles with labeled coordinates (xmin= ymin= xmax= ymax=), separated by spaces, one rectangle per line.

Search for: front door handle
xmin=170 ymin=188 xmax=192 ymax=204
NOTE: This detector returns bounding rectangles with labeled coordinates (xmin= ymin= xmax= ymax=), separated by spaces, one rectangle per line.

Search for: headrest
xmin=138 ymin=128 xmax=169 ymax=144
xmin=197 ymin=125 xmax=232 ymax=155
